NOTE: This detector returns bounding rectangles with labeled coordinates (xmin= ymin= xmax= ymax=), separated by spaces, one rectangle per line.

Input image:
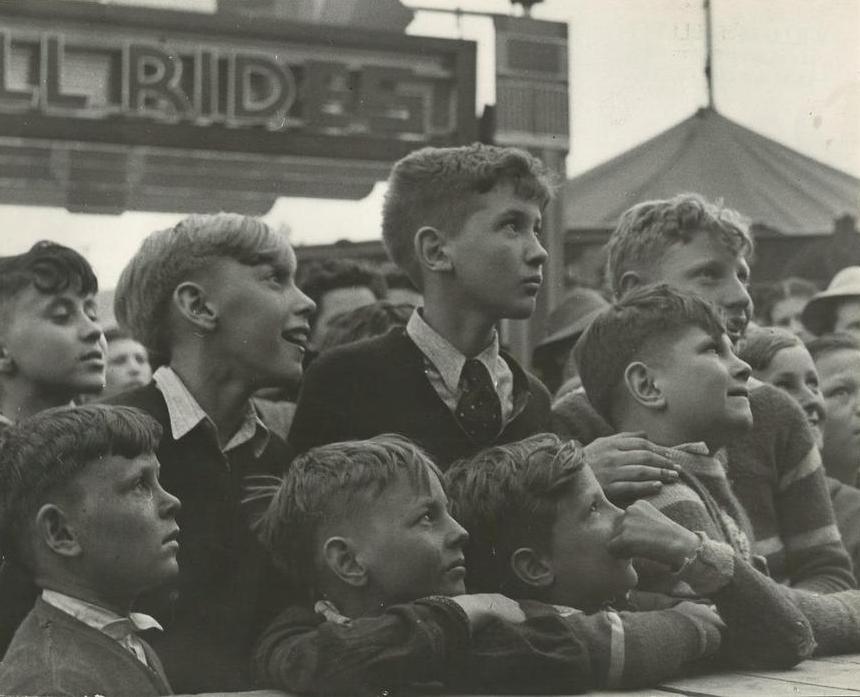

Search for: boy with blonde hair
xmin=107 ymin=212 xmax=316 ymax=692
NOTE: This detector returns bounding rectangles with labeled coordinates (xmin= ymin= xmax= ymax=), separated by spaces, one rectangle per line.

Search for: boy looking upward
xmin=446 ymin=433 xmax=813 ymax=685
xmin=0 ymin=241 xmax=105 ymax=424
xmin=289 ymin=143 xmax=553 ymax=467
xmin=808 ymin=333 xmax=860 ymax=486
xmin=575 ymin=285 xmax=860 ymax=656
xmin=106 ymin=213 xmax=316 ymax=692
xmin=0 ymin=405 xmax=179 ymax=696
xmin=554 ymin=193 xmax=855 ymax=593
xmin=254 ymin=434 xmax=592 ymax=695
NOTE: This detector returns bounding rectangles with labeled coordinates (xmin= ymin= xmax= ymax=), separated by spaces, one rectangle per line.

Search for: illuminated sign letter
xmin=42 ymin=35 xmax=87 ymax=110
xmin=125 ymin=44 xmax=192 ymax=118
xmin=0 ymin=32 xmax=36 ymax=109
xmin=303 ymin=61 xmax=352 ymax=130
xmin=230 ymin=53 xmax=294 ymax=124
xmin=358 ymin=66 xmax=424 ymax=135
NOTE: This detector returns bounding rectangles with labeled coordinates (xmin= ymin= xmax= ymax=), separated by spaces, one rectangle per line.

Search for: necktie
xmin=456 ymin=359 xmax=502 ymax=445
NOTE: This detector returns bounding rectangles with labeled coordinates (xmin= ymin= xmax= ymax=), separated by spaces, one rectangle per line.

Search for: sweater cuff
xmin=414 ymin=596 xmax=472 ymax=669
xmin=678 ymin=535 xmax=735 ymax=595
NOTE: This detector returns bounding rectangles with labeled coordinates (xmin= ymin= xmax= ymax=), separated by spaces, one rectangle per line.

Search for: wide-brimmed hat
xmin=801 ymin=266 xmax=860 ymax=336
xmin=535 ymin=287 xmax=609 ymax=352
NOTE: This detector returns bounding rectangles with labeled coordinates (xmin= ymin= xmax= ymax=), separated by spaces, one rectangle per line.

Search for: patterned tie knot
xmin=456 ymin=359 xmax=502 ymax=445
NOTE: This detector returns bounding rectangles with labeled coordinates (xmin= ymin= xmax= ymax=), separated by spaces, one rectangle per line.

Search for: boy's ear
xmin=414 ymin=226 xmax=453 ymax=274
xmin=173 ymin=282 xmax=217 ymax=331
xmin=34 ymin=504 xmax=82 ymax=558
xmin=510 ymin=547 xmax=554 ymax=589
xmin=617 ymin=270 xmax=644 ymax=299
xmin=322 ymin=537 xmax=368 ymax=588
xmin=623 ymin=361 xmax=666 ymax=411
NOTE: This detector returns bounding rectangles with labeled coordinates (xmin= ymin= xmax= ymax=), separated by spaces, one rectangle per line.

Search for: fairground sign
xmin=0 ymin=0 xmax=476 ymax=212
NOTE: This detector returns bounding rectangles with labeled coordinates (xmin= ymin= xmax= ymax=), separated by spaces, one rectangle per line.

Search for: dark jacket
xmin=253 ymin=597 xmax=594 ymax=695
xmin=289 ymin=327 xmax=552 ymax=468
xmin=105 ymin=382 xmax=295 ymax=693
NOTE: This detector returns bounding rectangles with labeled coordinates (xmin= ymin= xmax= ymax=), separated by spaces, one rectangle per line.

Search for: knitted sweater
xmin=0 ymin=598 xmax=172 ymax=697
xmin=289 ymin=327 xmax=551 ymax=468
xmin=552 ymin=382 xmax=855 ymax=592
xmin=642 ymin=445 xmax=860 ymax=657
xmin=253 ymin=595 xmax=724 ymax=694
xmin=635 ymin=445 xmax=815 ymax=667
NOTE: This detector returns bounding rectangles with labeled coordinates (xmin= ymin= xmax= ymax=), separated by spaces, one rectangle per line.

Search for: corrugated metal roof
xmin=563 ymin=107 xmax=860 ymax=234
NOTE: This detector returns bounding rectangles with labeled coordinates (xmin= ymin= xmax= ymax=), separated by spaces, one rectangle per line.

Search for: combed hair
xmin=605 ymin=193 xmax=753 ymax=298
xmin=750 ymin=277 xmax=818 ymax=327
xmin=0 ymin=241 xmax=98 ymax=315
xmin=444 ymin=434 xmax=585 ymax=597
xmin=0 ymin=405 xmax=161 ymax=569
xmin=806 ymin=332 xmax=860 ymax=362
xmin=318 ymin=300 xmax=414 ymax=353
xmin=575 ymin=284 xmax=726 ymax=425
xmin=738 ymin=325 xmax=802 ymax=372
xmin=255 ymin=434 xmax=441 ymax=599
xmin=382 ymin=143 xmax=555 ymax=290
xmin=114 ymin=213 xmax=289 ymax=360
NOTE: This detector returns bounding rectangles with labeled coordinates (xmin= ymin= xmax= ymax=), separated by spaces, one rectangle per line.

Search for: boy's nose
xmin=528 ymin=237 xmax=549 ymax=267
xmin=730 ymin=352 xmax=752 ymax=381
xmin=158 ymin=484 xmax=182 ymax=516
xmin=445 ymin=513 xmax=469 ymax=547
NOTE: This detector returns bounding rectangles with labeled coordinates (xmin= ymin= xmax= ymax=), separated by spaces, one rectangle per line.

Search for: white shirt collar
xmin=406 ymin=309 xmax=501 ymax=392
xmin=153 ymin=366 xmax=270 ymax=456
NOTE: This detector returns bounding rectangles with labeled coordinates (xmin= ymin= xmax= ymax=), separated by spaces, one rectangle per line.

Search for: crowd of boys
xmin=1 ymin=142 xmax=859 ymax=696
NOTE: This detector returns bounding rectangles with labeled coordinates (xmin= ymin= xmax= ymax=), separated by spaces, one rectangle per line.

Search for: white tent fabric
xmin=563 ymin=107 xmax=860 ymax=234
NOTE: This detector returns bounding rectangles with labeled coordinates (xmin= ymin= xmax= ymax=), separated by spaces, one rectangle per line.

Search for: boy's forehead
xmin=9 ymin=284 xmax=96 ymax=312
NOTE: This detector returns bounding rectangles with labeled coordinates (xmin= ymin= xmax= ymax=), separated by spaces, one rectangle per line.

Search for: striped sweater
xmin=552 ymin=382 xmax=855 ymax=592
xmin=644 ymin=443 xmax=860 ymax=656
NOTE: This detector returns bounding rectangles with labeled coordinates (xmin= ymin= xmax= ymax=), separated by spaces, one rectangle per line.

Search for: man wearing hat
xmin=532 ymin=286 xmax=608 ymax=396
xmin=802 ymin=266 xmax=860 ymax=341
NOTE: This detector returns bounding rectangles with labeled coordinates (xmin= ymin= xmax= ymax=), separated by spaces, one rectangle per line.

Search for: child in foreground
xmin=446 ymin=433 xmax=813 ymax=684
xmin=253 ymin=434 xmax=600 ymax=695
xmin=0 ymin=405 xmax=180 ymax=696
xmin=576 ymin=284 xmax=860 ymax=656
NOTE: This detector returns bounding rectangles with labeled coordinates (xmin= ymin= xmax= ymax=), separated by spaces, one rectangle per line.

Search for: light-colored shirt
xmin=153 ymin=366 xmax=269 ymax=458
xmin=41 ymin=589 xmax=161 ymax=666
xmin=406 ymin=309 xmax=514 ymax=424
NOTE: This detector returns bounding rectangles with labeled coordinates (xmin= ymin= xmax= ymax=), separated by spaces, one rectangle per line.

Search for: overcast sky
xmin=2 ymin=0 xmax=858 ymax=289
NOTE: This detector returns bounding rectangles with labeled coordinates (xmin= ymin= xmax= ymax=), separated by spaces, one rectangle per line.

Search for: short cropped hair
xmin=114 ymin=213 xmax=289 ymax=360
xmin=806 ymin=332 xmax=860 ymax=362
xmin=382 ymin=143 xmax=554 ymax=290
xmin=445 ymin=434 xmax=585 ymax=596
xmin=0 ymin=241 xmax=98 ymax=324
xmin=256 ymin=434 xmax=441 ymax=598
xmin=318 ymin=300 xmax=414 ymax=352
xmin=605 ymin=193 xmax=753 ymax=298
xmin=575 ymin=284 xmax=726 ymax=424
xmin=751 ymin=277 xmax=818 ymax=327
xmin=738 ymin=325 xmax=802 ymax=372
xmin=0 ymin=405 xmax=161 ymax=569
